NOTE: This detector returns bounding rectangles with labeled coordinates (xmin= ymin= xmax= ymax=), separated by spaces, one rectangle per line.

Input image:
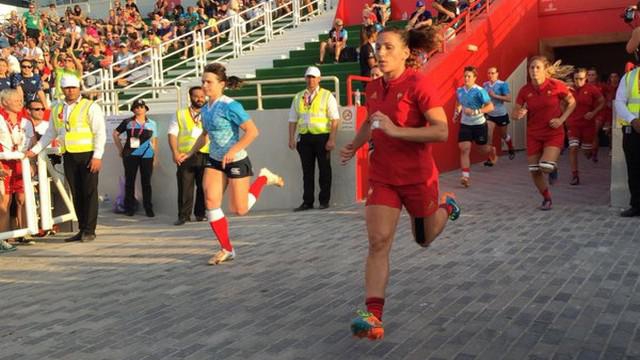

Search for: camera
xmin=624 ymin=3 xmax=640 ymax=23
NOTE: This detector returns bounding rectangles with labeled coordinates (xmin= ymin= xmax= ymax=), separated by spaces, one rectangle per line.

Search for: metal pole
xmin=21 ymin=157 xmax=38 ymax=235
xmin=257 ymin=83 xmax=264 ymax=110
xmin=37 ymin=153 xmax=53 ymax=231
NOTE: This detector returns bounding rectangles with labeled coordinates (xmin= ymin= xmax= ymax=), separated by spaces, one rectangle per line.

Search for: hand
xmin=632 ymin=119 xmax=640 ymax=134
xmin=221 ymin=150 xmax=237 ymax=169
xmin=514 ymin=108 xmax=528 ymax=120
xmin=325 ymin=138 xmax=336 ymax=151
xmin=340 ymin=143 xmax=355 ymax=165
xmin=153 ymin=156 xmax=159 ymax=168
xmin=176 ymin=152 xmax=190 ymax=165
xmin=172 ymin=152 xmax=183 ymax=164
xmin=288 ymin=138 xmax=296 ymax=150
xmin=0 ymin=168 xmax=7 ymax=179
xmin=488 ymin=90 xmax=497 ymax=98
xmin=584 ymin=111 xmax=595 ymax=121
xmin=88 ymin=158 xmax=102 ymax=173
xmin=549 ymin=118 xmax=563 ymax=129
xmin=370 ymin=111 xmax=398 ymax=137
xmin=463 ymin=107 xmax=474 ymax=116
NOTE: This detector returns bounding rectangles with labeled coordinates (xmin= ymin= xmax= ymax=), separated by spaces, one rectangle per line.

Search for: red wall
xmin=538 ymin=0 xmax=629 ymax=39
xmin=335 ymin=0 xmax=438 ymax=25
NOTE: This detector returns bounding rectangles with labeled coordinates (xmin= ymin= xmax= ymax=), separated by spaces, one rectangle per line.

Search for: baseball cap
xmin=60 ymin=75 xmax=80 ymax=88
xmin=416 ymin=0 xmax=425 ymax=7
xmin=130 ymin=98 xmax=149 ymax=111
xmin=0 ymin=38 xmax=10 ymax=49
xmin=305 ymin=66 xmax=321 ymax=78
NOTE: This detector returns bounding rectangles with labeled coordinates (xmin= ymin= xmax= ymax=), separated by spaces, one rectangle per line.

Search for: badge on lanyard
xmin=129 ymin=121 xmax=144 ymax=149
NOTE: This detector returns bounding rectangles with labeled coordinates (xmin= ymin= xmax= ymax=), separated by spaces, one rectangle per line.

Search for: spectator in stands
xmin=157 ymin=18 xmax=175 ymax=43
xmin=13 ymin=59 xmax=46 ymax=107
xmin=69 ymin=5 xmax=86 ymax=26
xmin=407 ymin=1 xmax=433 ymax=30
xmin=374 ymin=0 xmax=392 ymax=26
xmin=151 ymin=0 xmax=170 ymax=18
xmin=142 ymin=30 xmax=162 ymax=48
xmin=113 ymin=43 xmax=135 ymax=81
xmin=52 ymin=48 xmax=83 ymax=101
xmin=22 ymin=3 xmax=42 ymax=42
xmin=0 ymin=39 xmax=21 ymax=74
xmin=432 ymin=0 xmax=458 ymax=24
xmin=44 ymin=4 xmax=60 ymax=24
xmin=20 ymin=37 xmax=43 ymax=62
xmin=275 ymin=0 xmax=291 ymax=17
xmin=126 ymin=0 xmax=141 ymax=15
xmin=0 ymin=59 xmax=12 ymax=91
xmin=0 ymin=89 xmax=35 ymax=245
xmin=82 ymin=18 xmax=100 ymax=47
xmin=34 ymin=55 xmax=52 ymax=97
xmin=318 ymin=18 xmax=347 ymax=64
xmin=66 ymin=19 xmax=83 ymax=50
xmin=370 ymin=64 xmax=383 ymax=79
xmin=359 ymin=25 xmax=377 ymax=78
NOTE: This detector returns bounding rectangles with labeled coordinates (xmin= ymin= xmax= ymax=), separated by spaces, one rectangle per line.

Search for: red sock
xmin=505 ymin=135 xmax=514 ymax=150
xmin=462 ymin=167 xmax=470 ymax=177
xmin=249 ymin=176 xmax=267 ymax=198
xmin=572 ymin=170 xmax=579 ymax=177
xmin=248 ymin=176 xmax=267 ymax=210
xmin=207 ymin=209 xmax=232 ymax=252
xmin=540 ymin=188 xmax=552 ymax=201
xmin=365 ymin=297 xmax=385 ymax=320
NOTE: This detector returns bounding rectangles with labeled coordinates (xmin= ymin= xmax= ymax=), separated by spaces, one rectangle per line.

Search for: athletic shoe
xmin=15 ymin=237 xmax=36 ymax=245
xmin=0 ymin=240 xmax=16 ymax=253
xmin=548 ymin=169 xmax=558 ymax=185
xmin=351 ymin=310 xmax=384 ymax=340
xmin=259 ymin=168 xmax=285 ymax=187
xmin=440 ymin=192 xmax=461 ymax=221
xmin=570 ymin=176 xmax=580 ymax=186
xmin=538 ymin=199 xmax=552 ymax=211
xmin=208 ymin=249 xmax=235 ymax=265
xmin=508 ymin=149 xmax=516 ymax=160
xmin=483 ymin=160 xmax=494 ymax=167
xmin=460 ymin=176 xmax=470 ymax=188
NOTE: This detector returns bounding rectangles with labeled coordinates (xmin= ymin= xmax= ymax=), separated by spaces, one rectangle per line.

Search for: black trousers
xmin=63 ymin=151 xmax=99 ymax=234
xmin=623 ymin=127 xmax=640 ymax=208
xmin=176 ymin=151 xmax=206 ymax=221
xmin=123 ymin=155 xmax=153 ymax=212
xmin=297 ymin=133 xmax=331 ymax=206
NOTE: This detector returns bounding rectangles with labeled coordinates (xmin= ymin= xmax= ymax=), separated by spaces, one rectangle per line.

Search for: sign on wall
xmin=340 ymin=106 xmax=355 ymax=131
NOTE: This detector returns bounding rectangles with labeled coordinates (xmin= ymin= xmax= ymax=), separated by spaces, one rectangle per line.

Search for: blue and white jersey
xmin=202 ymin=95 xmax=251 ymax=162
xmin=456 ymin=84 xmax=491 ymax=126
xmin=483 ymin=80 xmax=510 ymax=117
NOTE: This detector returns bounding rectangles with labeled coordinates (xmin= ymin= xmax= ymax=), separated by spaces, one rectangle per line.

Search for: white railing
xmin=236 ymin=75 xmax=340 ymax=110
xmin=83 ymin=85 xmax=182 ymax=115
xmin=90 ymin=0 xmax=333 ymax=100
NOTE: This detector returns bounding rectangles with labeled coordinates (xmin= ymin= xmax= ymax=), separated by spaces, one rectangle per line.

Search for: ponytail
xmin=381 ymin=25 xmax=442 ymax=69
xmin=203 ymin=62 xmax=244 ymax=89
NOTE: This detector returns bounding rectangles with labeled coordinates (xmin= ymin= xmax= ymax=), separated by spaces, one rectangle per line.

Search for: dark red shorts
xmin=366 ymin=180 xmax=440 ymax=217
xmin=567 ymin=125 xmax=595 ymax=148
xmin=0 ymin=160 xmax=24 ymax=195
xmin=527 ymin=129 xmax=565 ymax=156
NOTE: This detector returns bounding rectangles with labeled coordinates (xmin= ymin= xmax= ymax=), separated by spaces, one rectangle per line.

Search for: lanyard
xmin=3 ymin=115 xmax=22 ymax=151
xmin=130 ymin=119 xmax=145 ymax=138
xmin=304 ymin=90 xmax=317 ymax=108
xmin=190 ymin=109 xmax=201 ymax=126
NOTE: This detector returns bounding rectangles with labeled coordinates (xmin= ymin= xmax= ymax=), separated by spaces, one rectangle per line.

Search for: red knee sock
xmin=572 ymin=170 xmax=579 ymax=178
xmin=504 ymin=134 xmax=514 ymax=150
xmin=540 ymin=188 xmax=552 ymax=201
xmin=207 ymin=208 xmax=232 ymax=252
xmin=366 ymin=297 xmax=385 ymax=320
xmin=248 ymin=176 xmax=267 ymax=210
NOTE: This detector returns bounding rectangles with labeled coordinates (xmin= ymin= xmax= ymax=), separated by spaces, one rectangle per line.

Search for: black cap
xmin=130 ymin=98 xmax=149 ymax=111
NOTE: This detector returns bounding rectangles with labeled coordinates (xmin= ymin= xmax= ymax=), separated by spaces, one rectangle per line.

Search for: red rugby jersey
xmin=567 ymin=83 xmax=602 ymax=127
xmin=516 ymin=78 xmax=570 ymax=135
xmin=365 ymin=68 xmax=443 ymax=186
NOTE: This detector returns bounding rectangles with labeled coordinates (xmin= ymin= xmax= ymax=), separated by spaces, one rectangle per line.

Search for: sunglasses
xmin=30 ymin=107 xmax=44 ymax=111
xmin=574 ymin=77 xmax=586 ymax=80
xmin=21 ymin=65 xmax=32 ymax=69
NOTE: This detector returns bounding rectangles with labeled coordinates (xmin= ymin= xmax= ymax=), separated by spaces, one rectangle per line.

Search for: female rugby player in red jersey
xmin=340 ymin=26 xmax=460 ymax=340
xmin=512 ymin=56 xmax=576 ymax=210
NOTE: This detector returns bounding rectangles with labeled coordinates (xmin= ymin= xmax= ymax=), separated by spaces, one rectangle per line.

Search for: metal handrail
xmin=240 ymin=76 xmax=340 ymax=110
xmin=82 ymin=85 xmax=182 ymax=115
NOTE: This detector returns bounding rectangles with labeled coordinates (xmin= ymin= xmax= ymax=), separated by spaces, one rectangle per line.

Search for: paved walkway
xmin=2 ymin=150 xmax=640 ymax=360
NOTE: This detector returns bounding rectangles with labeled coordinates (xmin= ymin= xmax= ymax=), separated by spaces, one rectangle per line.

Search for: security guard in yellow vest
xmin=614 ymin=67 xmax=640 ymax=217
xmin=168 ymin=86 xmax=209 ymax=225
xmin=288 ymin=66 xmax=340 ymax=211
xmin=26 ymin=75 xmax=106 ymax=241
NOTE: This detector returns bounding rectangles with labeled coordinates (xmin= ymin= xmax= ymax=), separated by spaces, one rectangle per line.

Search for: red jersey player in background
xmin=587 ymin=67 xmax=607 ymax=163
xmin=566 ymin=68 xmax=605 ymax=185
xmin=340 ymin=26 xmax=460 ymax=341
xmin=512 ymin=56 xmax=576 ymax=210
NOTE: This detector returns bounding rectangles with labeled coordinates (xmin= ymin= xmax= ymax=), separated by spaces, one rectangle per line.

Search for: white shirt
xmin=30 ymin=98 xmax=107 ymax=159
xmin=0 ymin=114 xmax=34 ymax=152
xmin=33 ymin=119 xmax=50 ymax=137
xmin=21 ymin=46 xmax=43 ymax=60
xmin=7 ymin=55 xmax=20 ymax=74
xmin=167 ymin=107 xmax=202 ymax=136
xmin=615 ymin=71 xmax=637 ymax=124
xmin=288 ymin=87 xmax=340 ymax=123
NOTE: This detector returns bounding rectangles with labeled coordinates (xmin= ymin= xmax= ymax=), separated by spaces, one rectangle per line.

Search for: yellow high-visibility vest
xmin=176 ymin=108 xmax=209 ymax=153
xmin=52 ymin=98 xmax=93 ymax=153
xmin=294 ymin=88 xmax=333 ymax=135
xmin=619 ymin=67 xmax=640 ymax=127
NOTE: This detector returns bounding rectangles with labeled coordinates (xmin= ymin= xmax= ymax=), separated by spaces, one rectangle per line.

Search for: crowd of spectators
xmin=0 ymin=0 xmax=293 ymax=109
